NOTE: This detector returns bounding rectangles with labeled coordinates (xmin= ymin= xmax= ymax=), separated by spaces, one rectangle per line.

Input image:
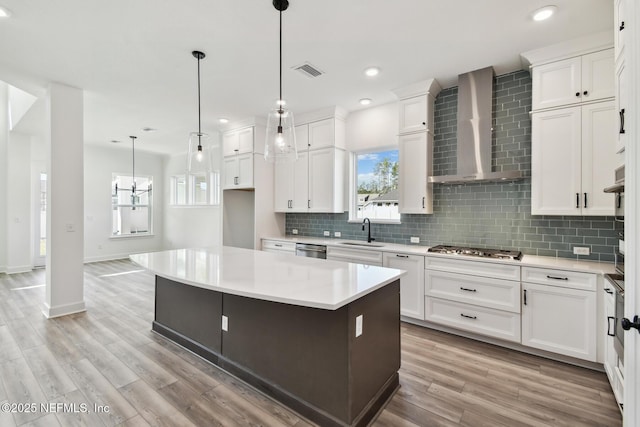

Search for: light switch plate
xmin=573 ymin=247 xmax=590 ymax=255
xmin=355 ymin=315 xmax=363 ymax=337
xmin=221 ymin=315 xmax=228 ymax=332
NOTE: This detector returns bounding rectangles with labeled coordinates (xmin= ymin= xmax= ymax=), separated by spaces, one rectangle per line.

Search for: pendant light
xmin=187 ymin=50 xmax=213 ymax=174
xmin=264 ymin=0 xmax=297 ymax=162
xmin=113 ymin=136 xmax=152 ymax=210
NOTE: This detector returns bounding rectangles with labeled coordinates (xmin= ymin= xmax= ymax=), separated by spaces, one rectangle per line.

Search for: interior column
xmin=43 ymin=83 xmax=85 ymax=318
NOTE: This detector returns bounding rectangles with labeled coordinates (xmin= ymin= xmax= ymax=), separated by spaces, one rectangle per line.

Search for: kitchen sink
xmin=338 ymin=242 xmax=385 ymax=248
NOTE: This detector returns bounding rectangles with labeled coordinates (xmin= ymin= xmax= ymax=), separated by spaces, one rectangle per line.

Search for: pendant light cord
xmin=279 ymin=8 xmax=283 ymax=104
xmin=197 ymin=55 xmax=202 ymax=146
xmin=131 ymin=136 xmax=136 ymax=192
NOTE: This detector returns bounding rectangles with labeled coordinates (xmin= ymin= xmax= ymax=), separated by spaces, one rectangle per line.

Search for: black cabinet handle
xmin=620 ymin=21 xmax=625 ymax=31
xmin=575 ymin=92 xmax=580 ymax=97
xmin=422 ymin=121 xmax=426 ymax=126
xmin=396 ymin=254 xmax=409 ymax=258
xmin=547 ymin=275 xmax=569 ymax=281
xmin=583 ymin=90 xmax=588 ymax=96
xmin=584 ymin=192 xmax=587 ymax=208
xmin=620 ymin=109 xmax=626 ymax=134
xmin=607 ymin=316 xmax=616 ymax=337
xmin=576 ymin=193 xmax=580 ymax=208
xmin=524 ymin=289 xmax=527 ymax=306
xmin=460 ymin=313 xmax=477 ymax=320
xmin=617 ymin=193 xmax=622 ymax=209
xmin=604 ymin=288 xmax=614 ymax=295
xmin=460 ymin=287 xmax=477 ymax=293
xmin=308 ymin=200 xmax=311 ymax=209
xmin=422 ymin=197 xmax=425 ymax=209
xmin=275 ymin=244 xmax=282 ymax=247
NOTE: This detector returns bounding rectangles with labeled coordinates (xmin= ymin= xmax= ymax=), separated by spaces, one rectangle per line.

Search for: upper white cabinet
xmin=531 ymin=49 xmax=614 ymax=111
xmin=223 ymin=152 xmax=254 ymax=189
xmin=383 ymin=252 xmax=425 ymax=320
xmin=614 ymin=0 xmax=627 ymax=62
xmin=222 ymin=126 xmax=255 ymax=157
xmin=393 ymin=79 xmax=440 ymax=135
xmin=274 ymin=111 xmax=346 ymax=213
xmin=531 ymin=101 xmax=617 ymax=215
xmin=616 ymin=57 xmax=628 ymax=154
xmin=398 ymin=132 xmax=433 ymax=214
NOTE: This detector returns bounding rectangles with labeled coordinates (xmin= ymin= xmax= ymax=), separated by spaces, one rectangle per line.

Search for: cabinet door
xmin=532 ymin=57 xmax=582 ymax=110
xmin=295 ymin=124 xmax=310 ymax=150
xmin=383 ymin=253 xmax=424 ymax=319
xmin=236 ymin=153 xmax=253 ymax=188
xmin=531 ymin=107 xmax=582 ymax=215
xmin=521 ymin=282 xmax=597 ymax=362
xmin=274 ymin=161 xmax=294 ymax=212
xmin=308 ymin=119 xmax=334 ymax=150
xmin=398 ymin=96 xmax=427 ymax=134
xmin=616 ymin=58 xmax=628 ymax=153
xmin=292 ymin=151 xmax=309 ymax=212
xmin=581 ymin=50 xmax=615 ymax=103
xmin=223 ymin=156 xmax=239 ymax=188
xmin=237 ymin=127 xmax=254 ymax=154
xmin=614 ymin=0 xmax=627 ymax=61
xmin=581 ymin=101 xmax=616 ymax=216
xmin=308 ymin=148 xmax=335 ymax=212
xmin=398 ymin=132 xmax=432 ymax=214
xmin=222 ymin=131 xmax=238 ymax=157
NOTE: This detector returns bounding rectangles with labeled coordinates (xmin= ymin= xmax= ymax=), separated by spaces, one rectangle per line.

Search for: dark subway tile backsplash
xmin=285 ymin=70 xmax=618 ymax=262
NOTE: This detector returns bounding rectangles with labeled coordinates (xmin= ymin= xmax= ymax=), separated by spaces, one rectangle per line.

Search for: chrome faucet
xmin=362 ymin=218 xmax=374 ymax=243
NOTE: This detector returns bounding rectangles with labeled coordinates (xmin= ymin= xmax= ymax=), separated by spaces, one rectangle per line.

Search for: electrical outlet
xmin=292 ymin=229 xmax=298 ymax=235
xmin=323 ymin=230 xmax=330 ymax=237
xmin=334 ymin=231 xmax=341 ymax=238
xmin=221 ymin=315 xmax=228 ymax=332
xmin=410 ymin=237 xmax=420 ymax=244
xmin=355 ymin=315 xmax=363 ymax=337
xmin=573 ymin=247 xmax=590 ymax=255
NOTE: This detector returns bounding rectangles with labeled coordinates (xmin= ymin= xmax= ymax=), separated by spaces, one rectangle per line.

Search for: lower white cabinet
xmin=383 ymin=253 xmax=424 ymax=320
xmin=261 ymin=239 xmax=296 ymax=255
xmin=521 ymin=281 xmax=597 ymax=361
xmin=326 ymin=246 xmax=382 ymax=266
xmin=603 ymin=284 xmax=624 ymax=408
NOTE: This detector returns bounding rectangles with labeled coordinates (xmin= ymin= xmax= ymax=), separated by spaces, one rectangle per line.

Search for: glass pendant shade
xmin=265 ymin=105 xmax=297 ymax=162
xmin=187 ymin=131 xmax=213 ymax=174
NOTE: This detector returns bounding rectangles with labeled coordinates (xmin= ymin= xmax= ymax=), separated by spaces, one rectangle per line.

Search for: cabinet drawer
xmin=327 ymin=246 xmax=383 ymax=266
xmin=425 ymin=256 xmax=520 ymax=281
xmin=425 ymin=270 xmax=520 ymax=313
xmin=521 ymin=267 xmax=596 ymax=291
xmin=425 ymin=297 xmax=521 ymax=343
xmin=262 ymin=240 xmax=296 ymax=253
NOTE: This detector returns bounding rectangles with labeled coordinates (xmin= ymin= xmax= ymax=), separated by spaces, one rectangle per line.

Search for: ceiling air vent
xmin=293 ymin=62 xmax=324 ymax=78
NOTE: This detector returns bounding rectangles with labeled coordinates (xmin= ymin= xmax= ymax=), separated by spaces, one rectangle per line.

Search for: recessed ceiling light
xmin=364 ymin=67 xmax=380 ymax=77
xmin=141 ymin=127 xmax=157 ymax=132
xmin=0 ymin=6 xmax=12 ymax=18
xmin=359 ymin=98 xmax=372 ymax=106
xmin=218 ymin=118 xmax=229 ymax=124
xmin=532 ymin=5 xmax=557 ymax=21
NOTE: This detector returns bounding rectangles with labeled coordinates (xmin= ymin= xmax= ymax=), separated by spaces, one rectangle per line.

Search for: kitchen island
xmin=130 ymin=246 xmax=404 ymax=427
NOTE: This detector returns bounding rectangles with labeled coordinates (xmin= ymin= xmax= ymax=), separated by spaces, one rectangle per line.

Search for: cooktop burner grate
xmin=427 ymin=245 xmax=523 ymax=261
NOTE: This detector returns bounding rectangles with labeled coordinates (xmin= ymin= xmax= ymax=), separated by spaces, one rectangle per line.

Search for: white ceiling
xmin=0 ymin=0 xmax=613 ymax=155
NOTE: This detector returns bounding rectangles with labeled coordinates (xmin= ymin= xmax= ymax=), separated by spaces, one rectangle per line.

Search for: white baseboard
xmin=83 ymin=253 xmax=132 ymax=264
xmin=42 ymin=300 xmax=86 ymax=319
xmin=6 ymin=264 xmax=34 ymax=274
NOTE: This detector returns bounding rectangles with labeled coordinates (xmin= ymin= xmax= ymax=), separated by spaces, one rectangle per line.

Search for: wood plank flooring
xmin=0 ymin=260 xmax=622 ymax=426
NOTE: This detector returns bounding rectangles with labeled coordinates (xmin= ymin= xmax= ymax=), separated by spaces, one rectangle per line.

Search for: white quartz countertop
xmin=130 ymin=246 xmax=405 ymax=310
xmin=262 ymin=236 xmax=617 ymax=275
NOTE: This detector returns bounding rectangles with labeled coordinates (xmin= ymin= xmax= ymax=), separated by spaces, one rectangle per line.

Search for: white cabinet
xmin=424 ymin=256 xmax=521 ymax=343
xmin=326 ymin=246 xmax=382 ymax=266
xmin=261 ymin=239 xmax=296 ymax=255
xmin=274 ymin=151 xmax=308 ymax=211
xmin=398 ymin=132 xmax=433 ymax=214
xmin=223 ymin=152 xmax=253 ymax=189
xmin=308 ymin=118 xmax=345 ymax=150
xmin=383 ymin=252 xmax=425 ymax=320
xmin=614 ymin=0 xmax=627 ymax=62
xmin=398 ymin=96 xmax=428 ymax=134
xmin=531 ymin=49 xmax=614 ymax=110
xmin=615 ymin=56 xmax=628 ymax=154
xmin=603 ymin=286 xmax=617 ymax=380
xmin=222 ymin=126 xmax=254 ymax=157
xmin=521 ymin=267 xmax=597 ymax=362
xmin=531 ymin=101 xmax=617 ymax=216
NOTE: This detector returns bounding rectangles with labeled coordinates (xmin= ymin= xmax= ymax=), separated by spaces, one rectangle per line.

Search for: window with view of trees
xmin=354 ymin=149 xmax=400 ymax=221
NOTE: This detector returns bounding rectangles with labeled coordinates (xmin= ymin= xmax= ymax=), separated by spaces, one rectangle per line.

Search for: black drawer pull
xmin=620 ymin=21 xmax=625 ymax=31
xmin=547 ymin=275 xmax=569 ymax=281
xmin=584 ymin=192 xmax=587 ymax=208
xmin=460 ymin=313 xmax=477 ymax=320
xmin=620 ymin=109 xmax=626 ymax=134
xmin=460 ymin=287 xmax=477 ymax=293
xmin=275 ymin=244 xmax=282 ymax=247
xmin=576 ymin=193 xmax=579 ymax=208
xmin=395 ymin=254 xmax=409 ymax=258
xmin=607 ymin=316 xmax=616 ymax=337
xmin=524 ymin=289 xmax=527 ymax=306
xmin=575 ymin=92 xmax=580 ymax=97
xmin=604 ymin=288 xmax=613 ymax=295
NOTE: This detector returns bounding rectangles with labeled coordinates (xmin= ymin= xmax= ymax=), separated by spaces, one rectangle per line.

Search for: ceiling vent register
xmin=293 ymin=62 xmax=324 ymax=78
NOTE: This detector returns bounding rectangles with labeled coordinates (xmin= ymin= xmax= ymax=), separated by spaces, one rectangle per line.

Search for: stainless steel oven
xmin=605 ymin=273 xmax=625 ymax=363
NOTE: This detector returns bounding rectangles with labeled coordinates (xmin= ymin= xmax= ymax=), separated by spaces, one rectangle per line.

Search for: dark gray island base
xmin=152 ymin=276 xmax=401 ymax=427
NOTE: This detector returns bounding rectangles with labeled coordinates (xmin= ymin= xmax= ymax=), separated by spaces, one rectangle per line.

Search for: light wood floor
xmin=0 ymin=260 xmax=622 ymax=427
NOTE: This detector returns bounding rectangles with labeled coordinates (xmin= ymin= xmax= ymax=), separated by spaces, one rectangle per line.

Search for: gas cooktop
xmin=427 ymin=245 xmax=523 ymax=261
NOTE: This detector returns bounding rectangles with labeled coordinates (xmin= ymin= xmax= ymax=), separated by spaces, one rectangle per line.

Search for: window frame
xmin=348 ymin=147 xmax=401 ymax=224
xmin=170 ymin=171 xmax=220 ymax=207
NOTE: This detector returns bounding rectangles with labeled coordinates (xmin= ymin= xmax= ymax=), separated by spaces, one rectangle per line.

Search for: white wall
xmin=6 ymin=132 xmax=32 ymax=273
xmin=163 ymin=151 xmax=223 ymax=249
xmin=346 ymin=102 xmax=398 ymax=152
xmin=84 ymin=144 xmax=165 ymax=262
xmin=0 ymin=82 xmax=8 ymax=272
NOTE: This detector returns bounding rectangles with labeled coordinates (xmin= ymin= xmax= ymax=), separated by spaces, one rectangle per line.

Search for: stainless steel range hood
xmin=428 ymin=66 xmax=523 ymax=184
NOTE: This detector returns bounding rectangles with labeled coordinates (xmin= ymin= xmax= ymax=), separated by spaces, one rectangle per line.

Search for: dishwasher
xmin=295 ymin=243 xmax=327 ymax=259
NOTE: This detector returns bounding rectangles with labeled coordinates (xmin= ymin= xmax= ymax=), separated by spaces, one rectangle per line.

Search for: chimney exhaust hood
xmin=428 ymin=66 xmax=523 ymax=184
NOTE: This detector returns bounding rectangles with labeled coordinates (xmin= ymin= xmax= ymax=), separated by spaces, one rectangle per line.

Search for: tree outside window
xmin=355 ymin=149 xmax=400 ymax=221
